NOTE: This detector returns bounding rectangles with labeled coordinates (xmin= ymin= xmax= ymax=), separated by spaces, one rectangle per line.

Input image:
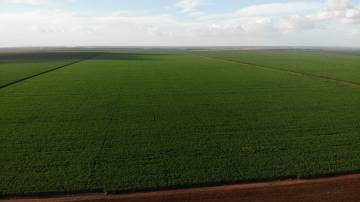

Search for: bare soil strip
xmin=0 ymin=53 xmax=100 ymax=90
xmin=196 ymin=54 xmax=360 ymax=88
xmin=2 ymin=173 xmax=360 ymax=202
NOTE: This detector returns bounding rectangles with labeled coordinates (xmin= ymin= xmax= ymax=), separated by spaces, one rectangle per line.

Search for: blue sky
xmin=0 ymin=0 xmax=359 ymax=47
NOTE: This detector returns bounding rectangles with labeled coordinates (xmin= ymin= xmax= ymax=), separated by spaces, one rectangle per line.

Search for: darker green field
xmin=1 ymin=50 xmax=360 ymax=196
xmin=0 ymin=52 xmax=98 ymax=87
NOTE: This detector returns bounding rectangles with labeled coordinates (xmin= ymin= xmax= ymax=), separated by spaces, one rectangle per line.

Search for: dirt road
xmin=2 ymin=173 xmax=360 ymax=202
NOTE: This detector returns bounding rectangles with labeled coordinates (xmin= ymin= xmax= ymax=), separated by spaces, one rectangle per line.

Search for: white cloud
xmin=0 ymin=0 xmax=359 ymax=47
xmin=0 ymin=0 xmax=48 ymax=5
xmin=234 ymin=2 xmax=321 ymax=17
xmin=175 ymin=0 xmax=207 ymax=13
xmin=326 ymin=0 xmax=352 ymax=10
xmin=311 ymin=0 xmax=360 ymax=23
xmin=0 ymin=10 xmax=188 ymax=46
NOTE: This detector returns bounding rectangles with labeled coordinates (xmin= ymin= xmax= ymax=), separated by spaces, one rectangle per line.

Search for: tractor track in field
xmin=2 ymin=173 xmax=360 ymax=202
xmin=195 ymin=54 xmax=360 ymax=89
xmin=87 ymin=117 xmax=113 ymax=189
xmin=0 ymin=53 xmax=101 ymax=90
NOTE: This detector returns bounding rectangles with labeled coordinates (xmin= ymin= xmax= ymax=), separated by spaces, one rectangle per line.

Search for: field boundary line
xmin=2 ymin=172 xmax=360 ymax=202
xmin=194 ymin=54 xmax=360 ymax=88
xmin=0 ymin=53 xmax=101 ymax=90
xmin=87 ymin=117 xmax=113 ymax=192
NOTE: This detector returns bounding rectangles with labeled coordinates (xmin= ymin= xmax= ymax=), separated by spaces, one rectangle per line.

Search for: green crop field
xmin=1 ymin=49 xmax=360 ymax=197
xmin=200 ymin=50 xmax=360 ymax=83
xmin=0 ymin=52 xmax=98 ymax=87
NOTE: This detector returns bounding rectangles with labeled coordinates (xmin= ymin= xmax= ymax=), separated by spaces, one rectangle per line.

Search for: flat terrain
xmin=200 ymin=50 xmax=360 ymax=83
xmin=0 ymin=52 xmax=97 ymax=87
xmin=1 ymin=50 xmax=360 ymax=197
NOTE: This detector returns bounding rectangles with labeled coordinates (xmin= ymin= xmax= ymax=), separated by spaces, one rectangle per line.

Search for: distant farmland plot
xmin=200 ymin=50 xmax=360 ymax=83
xmin=1 ymin=50 xmax=360 ymax=196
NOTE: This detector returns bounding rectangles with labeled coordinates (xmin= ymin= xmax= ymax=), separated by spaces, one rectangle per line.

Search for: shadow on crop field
xmin=95 ymin=53 xmax=170 ymax=61
xmin=0 ymin=52 xmax=102 ymax=64
xmin=0 ymin=52 xmax=172 ymax=64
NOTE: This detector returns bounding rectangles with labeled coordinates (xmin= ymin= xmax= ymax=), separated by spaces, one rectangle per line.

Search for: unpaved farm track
xmin=2 ymin=173 xmax=360 ymax=202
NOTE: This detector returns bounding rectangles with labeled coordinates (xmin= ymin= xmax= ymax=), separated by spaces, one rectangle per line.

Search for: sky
xmin=0 ymin=0 xmax=360 ymax=47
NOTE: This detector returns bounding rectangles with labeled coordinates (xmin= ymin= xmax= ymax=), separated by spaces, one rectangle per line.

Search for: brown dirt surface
xmin=2 ymin=173 xmax=360 ymax=202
